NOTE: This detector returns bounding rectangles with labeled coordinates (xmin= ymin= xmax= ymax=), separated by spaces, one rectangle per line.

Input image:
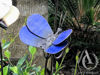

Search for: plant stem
xmin=74 ymin=52 xmax=80 ymax=75
xmin=30 ymin=55 xmax=34 ymax=66
xmin=7 ymin=32 xmax=19 ymax=50
xmin=8 ymin=59 xmax=13 ymax=66
xmin=94 ymin=0 xmax=100 ymax=8
xmin=0 ymin=42 xmax=3 ymax=75
xmin=55 ymin=51 xmax=67 ymax=74
xmin=74 ymin=60 xmax=78 ymax=75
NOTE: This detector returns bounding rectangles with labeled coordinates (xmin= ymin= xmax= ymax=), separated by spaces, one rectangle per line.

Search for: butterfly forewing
xmin=53 ymin=29 xmax=72 ymax=45
xmin=27 ymin=14 xmax=53 ymax=38
xmin=19 ymin=26 xmax=46 ymax=49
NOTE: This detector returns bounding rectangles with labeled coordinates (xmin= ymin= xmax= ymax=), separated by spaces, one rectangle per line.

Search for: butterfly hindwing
xmin=53 ymin=29 xmax=72 ymax=45
xmin=45 ymin=40 xmax=68 ymax=54
xmin=27 ymin=14 xmax=53 ymax=38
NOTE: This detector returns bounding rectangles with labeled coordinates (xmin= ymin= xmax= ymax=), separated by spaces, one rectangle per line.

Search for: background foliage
xmin=48 ymin=0 xmax=100 ymax=50
xmin=48 ymin=0 xmax=100 ymax=74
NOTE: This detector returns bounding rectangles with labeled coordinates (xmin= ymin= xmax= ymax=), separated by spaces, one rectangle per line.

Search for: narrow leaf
xmin=41 ymin=68 xmax=45 ymax=75
xmin=29 ymin=46 xmax=36 ymax=56
xmin=10 ymin=66 xmax=18 ymax=74
xmin=2 ymin=39 xmax=6 ymax=45
xmin=65 ymin=48 xmax=69 ymax=54
xmin=56 ymin=61 xmax=59 ymax=70
xmin=4 ymin=50 xmax=11 ymax=59
xmin=2 ymin=42 xmax=11 ymax=50
xmin=17 ymin=55 xmax=28 ymax=67
xmin=3 ymin=66 xmax=8 ymax=75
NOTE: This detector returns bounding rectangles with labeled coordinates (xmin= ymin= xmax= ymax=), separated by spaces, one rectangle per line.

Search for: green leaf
xmin=23 ymin=72 xmax=29 ymax=75
xmin=36 ymin=66 xmax=41 ymax=72
xmin=41 ymin=68 xmax=45 ymax=75
xmin=82 ymin=0 xmax=89 ymax=11
xmin=3 ymin=66 xmax=8 ymax=75
xmin=93 ymin=22 xmax=100 ymax=26
xmin=82 ymin=0 xmax=95 ymax=11
xmin=32 ymin=66 xmax=41 ymax=72
xmin=10 ymin=66 xmax=18 ymax=74
xmin=2 ymin=39 xmax=6 ymax=45
xmin=26 ymin=64 xmax=36 ymax=72
xmin=2 ymin=42 xmax=11 ymax=50
xmin=87 ymin=8 xmax=94 ymax=25
xmin=56 ymin=61 xmax=59 ymax=71
xmin=29 ymin=46 xmax=36 ymax=56
xmin=30 ymin=72 xmax=35 ymax=75
xmin=17 ymin=55 xmax=28 ymax=67
xmin=4 ymin=50 xmax=11 ymax=59
xmin=65 ymin=48 xmax=69 ymax=54
xmin=53 ymin=73 xmax=60 ymax=75
xmin=53 ymin=73 xmax=55 ymax=75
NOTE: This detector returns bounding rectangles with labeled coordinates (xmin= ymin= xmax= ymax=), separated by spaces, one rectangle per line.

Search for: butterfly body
xmin=41 ymin=27 xmax=63 ymax=50
xmin=19 ymin=14 xmax=72 ymax=54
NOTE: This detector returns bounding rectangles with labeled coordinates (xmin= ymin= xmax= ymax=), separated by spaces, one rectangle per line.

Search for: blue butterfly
xmin=19 ymin=14 xmax=72 ymax=54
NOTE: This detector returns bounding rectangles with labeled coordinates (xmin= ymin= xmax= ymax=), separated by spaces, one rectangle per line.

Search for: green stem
xmin=30 ymin=55 xmax=34 ymax=66
xmin=6 ymin=17 xmax=27 ymax=50
xmin=59 ymin=53 xmax=66 ymax=68
xmin=8 ymin=59 xmax=13 ymax=66
xmin=55 ymin=52 xmax=67 ymax=74
xmin=74 ymin=52 xmax=80 ymax=75
xmin=74 ymin=60 xmax=78 ymax=75
xmin=7 ymin=32 xmax=19 ymax=50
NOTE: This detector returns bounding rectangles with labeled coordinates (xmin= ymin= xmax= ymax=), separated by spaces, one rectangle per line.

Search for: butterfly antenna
xmin=55 ymin=28 xmax=62 ymax=35
xmin=58 ymin=12 xmax=63 ymax=28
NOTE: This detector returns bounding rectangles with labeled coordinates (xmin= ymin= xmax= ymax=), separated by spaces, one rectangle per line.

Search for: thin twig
xmin=54 ymin=0 xmax=59 ymax=32
xmin=0 ymin=42 xmax=3 ymax=75
xmin=59 ymin=12 xmax=63 ymax=28
xmin=94 ymin=0 xmax=100 ymax=8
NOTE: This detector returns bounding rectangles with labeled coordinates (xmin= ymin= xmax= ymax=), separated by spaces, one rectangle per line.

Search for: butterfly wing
xmin=27 ymin=14 xmax=53 ymax=38
xmin=19 ymin=25 xmax=46 ymax=49
xmin=45 ymin=40 xmax=68 ymax=54
xmin=53 ymin=29 xmax=72 ymax=45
